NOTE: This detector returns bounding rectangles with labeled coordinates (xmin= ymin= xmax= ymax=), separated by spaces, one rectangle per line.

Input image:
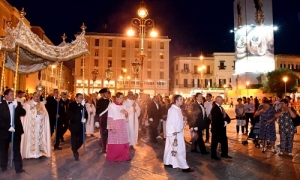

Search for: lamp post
xmin=198 ymin=55 xmax=205 ymax=91
xmin=198 ymin=65 xmax=206 ymax=91
xmin=283 ymin=76 xmax=288 ymax=95
xmin=120 ymin=69 xmax=130 ymax=94
xmin=91 ymin=68 xmax=99 ymax=93
xmin=246 ymin=81 xmax=249 ymax=97
xmin=127 ymin=1 xmax=157 ymax=93
xmin=105 ymin=65 xmax=113 ymax=88
xmin=131 ymin=59 xmax=141 ymax=93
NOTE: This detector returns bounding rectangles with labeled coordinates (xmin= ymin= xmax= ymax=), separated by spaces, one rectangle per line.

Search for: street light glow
xmin=150 ymin=29 xmax=158 ymax=37
xmin=137 ymin=8 xmax=148 ymax=18
xmin=283 ymin=76 xmax=288 ymax=82
xmin=246 ymin=81 xmax=249 ymax=86
xmin=200 ymin=55 xmax=203 ymax=60
xmin=127 ymin=28 xmax=134 ymax=36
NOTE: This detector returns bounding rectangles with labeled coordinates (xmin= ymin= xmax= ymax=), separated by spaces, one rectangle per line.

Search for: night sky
xmin=6 ymin=0 xmax=300 ymax=59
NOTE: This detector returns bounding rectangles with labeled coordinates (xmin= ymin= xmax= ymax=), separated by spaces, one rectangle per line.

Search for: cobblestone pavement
xmin=0 ymin=107 xmax=300 ymax=180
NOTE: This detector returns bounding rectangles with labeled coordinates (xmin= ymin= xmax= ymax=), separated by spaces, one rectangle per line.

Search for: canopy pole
xmin=82 ymin=55 xmax=85 ymax=94
xmin=14 ymin=46 xmax=20 ymax=97
xmin=59 ymin=63 xmax=63 ymax=90
xmin=45 ymin=68 xmax=48 ymax=96
xmin=1 ymin=51 xmax=6 ymax=93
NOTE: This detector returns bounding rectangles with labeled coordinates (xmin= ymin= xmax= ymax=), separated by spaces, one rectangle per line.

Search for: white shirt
xmin=154 ymin=102 xmax=159 ymax=109
xmin=204 ymin=101 xmax=213 ymax=116
xmin=197 ymin=101 xmax=205 ymax=118
xmin=16 ymin=97 xmax=25 ymax=106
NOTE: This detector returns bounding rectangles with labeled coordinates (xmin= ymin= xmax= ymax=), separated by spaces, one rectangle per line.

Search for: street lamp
xmin=127 ymin=1 xmax=157 ymax=92
xmin=120 ymin=69 xmax=130 ymax=94
xmin=198 ymin=65 xmax=206 ymax=90
xmin=105 ymin=65 xmax=113 ymax=88
xmin=246 ymin=81 xmax=249 ymax=97
xmin=131 ymin=59 xmax=142 ymax=93
xmin=283 ymin=76 xmax=288 ymax=95
xmin=91 ymin=68 xmax=99 ymax=93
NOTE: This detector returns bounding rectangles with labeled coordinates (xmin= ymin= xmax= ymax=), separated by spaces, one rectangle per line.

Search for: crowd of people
xmin=0 ymin=87 xmax=299 ymax=174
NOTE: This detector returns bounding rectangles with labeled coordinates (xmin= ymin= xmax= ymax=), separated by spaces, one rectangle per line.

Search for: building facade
xmin=275 ymin=55 xmax=300 ymax=88
xmin=172 ymin=52 xmax=235 ymax=97
xmin=74 ymin=33 xmax=171 ymax=96
xmin=0 ymin=0 xmax=74 ymax=93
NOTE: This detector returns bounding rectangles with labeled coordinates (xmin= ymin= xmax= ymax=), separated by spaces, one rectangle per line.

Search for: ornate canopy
xmin=1 ymin=10 xmax=88 ymax=74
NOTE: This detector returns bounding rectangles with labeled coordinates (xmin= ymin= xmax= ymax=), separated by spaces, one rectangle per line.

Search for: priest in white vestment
xmin=163 ymin=95 xmax=194 ymax=173
xmin=21 ymin=92 xmax=51 ymax=158
xmin=124 ymin=91 xmax=141 ymax=147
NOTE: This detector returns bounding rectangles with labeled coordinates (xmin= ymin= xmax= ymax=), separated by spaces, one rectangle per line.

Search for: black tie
xmin=8 ymin=102 xmax=12 ymax=104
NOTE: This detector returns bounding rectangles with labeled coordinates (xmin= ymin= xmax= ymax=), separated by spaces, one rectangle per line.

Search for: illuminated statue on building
xmin=232 ymin=0 xmax=275 ymax=88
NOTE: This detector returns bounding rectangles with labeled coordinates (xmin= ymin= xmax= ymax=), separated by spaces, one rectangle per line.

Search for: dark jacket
xmin=147 ymin=101 xmax=162 ymax=124
xmin=59 ymin=98 xmax=70 ymax=120
xmin=69 ymin=101 xmax=88 ymax=132
xmin=45 ymin=95 xmax=59 ymax=120
xmin=0 ymin=101 xmax=26 ymax=139
xmin=211 ymin=104 xmax=230 ymax=136
xmin=96 ymin=98 xmax=110 ymax=128
xmin=189 ymin=102 xmax=209 ymax=128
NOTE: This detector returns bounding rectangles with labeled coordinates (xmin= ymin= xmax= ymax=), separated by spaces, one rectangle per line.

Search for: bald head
xmin=215 ymin=96 xmax=224 ymax=105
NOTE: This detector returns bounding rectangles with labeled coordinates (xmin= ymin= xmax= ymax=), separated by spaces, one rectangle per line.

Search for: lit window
xmin=160 ymin=53 xmax=164 ymax=59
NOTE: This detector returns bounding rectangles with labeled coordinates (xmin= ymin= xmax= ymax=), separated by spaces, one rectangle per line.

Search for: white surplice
xmin=21 ymin=100 xmax=51 ymax=158
xmin=163 ymin=104 xmax=189 ymax=169
xmin=85 ymin=103 xmax=96 ymax=134
xmin=124 ymin=99 xmax=141 ymax=146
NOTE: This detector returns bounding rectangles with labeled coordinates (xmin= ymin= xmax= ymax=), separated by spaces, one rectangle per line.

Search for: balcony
xmin=218 ymin=66 xmax=226 ymax=70
xmin=181 ymin=69 xmax=190 ymax=74
xmin=176 ymin=84 xmax=193 ymax=88
xmin=203 ymin=71 xmax=213 ymax=76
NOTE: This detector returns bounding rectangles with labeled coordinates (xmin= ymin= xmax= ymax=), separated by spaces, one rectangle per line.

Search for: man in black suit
xmin=45 ymin=89 xmax=62 ymax=150
xmin=69 ymin=93 xmax=88 ymax=161
xmin=95 ymin=88 xmax=111 ymax=153
xmin=0 ymin=89 xmax=26 ymax=173
xmin=190 ymin=93 xmax=209 ymax=154
xmin=147 ymin=96 xmax=162 ymax=143
xmin=210 ymin=96 xmax=232 ymax=160
xmin=59 ymin=91 xmax=70 ymax=142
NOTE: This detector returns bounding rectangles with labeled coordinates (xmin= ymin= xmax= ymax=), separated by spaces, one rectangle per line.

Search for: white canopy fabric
xmin=1 ymin=18 xmax=88 ymax=74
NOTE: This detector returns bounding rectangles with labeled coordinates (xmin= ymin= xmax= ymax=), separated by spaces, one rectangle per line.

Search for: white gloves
xmin=81 ymin=118 xmax=86 ymax=123
xmin=194 ymin=127 xmax=198 ymax=131
xmin=224 ymin=121 xmax=228 ymax=127
xmin=81 ymin=99 xmax=86 ymax=106
xmin=8 ymin=127 xmax=15 ymax=132
xmin=149 ymin=118 xmax=153 ymax=122
xmin=12 ymin=100 xmax=17 ymax=107
xmin=95 ymin=122 xmax=100 ymax=128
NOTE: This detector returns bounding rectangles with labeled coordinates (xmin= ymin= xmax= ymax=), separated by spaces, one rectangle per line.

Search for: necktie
xmin=8 ymin=102 xmax=12 ymax=104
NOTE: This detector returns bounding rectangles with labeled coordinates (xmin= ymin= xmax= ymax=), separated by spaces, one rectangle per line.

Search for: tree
xmin=261 ymin=68 xmax=298 ymax=95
